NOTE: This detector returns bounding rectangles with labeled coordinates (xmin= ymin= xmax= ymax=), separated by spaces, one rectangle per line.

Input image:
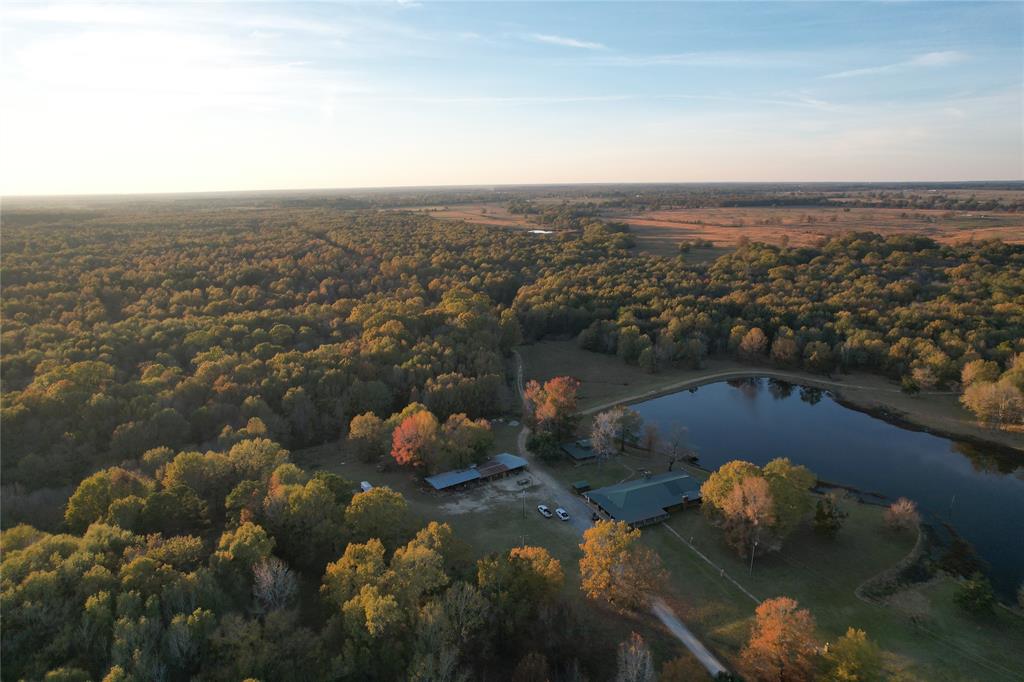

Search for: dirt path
xmin=513 ymin=351 xmax=731 ymax=677
xmin=651 ymin=598 xmax=728 ymax=677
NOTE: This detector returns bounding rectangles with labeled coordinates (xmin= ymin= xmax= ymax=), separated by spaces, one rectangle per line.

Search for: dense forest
xmin=2 ymin=202 xmax=1022 ymax=679
xmin=4 ymin=206 xmax=1023 ymax=499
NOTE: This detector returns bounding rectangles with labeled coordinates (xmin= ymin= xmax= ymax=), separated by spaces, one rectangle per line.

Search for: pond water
xmin=631 ymin=378 xmax=1024 ymax=598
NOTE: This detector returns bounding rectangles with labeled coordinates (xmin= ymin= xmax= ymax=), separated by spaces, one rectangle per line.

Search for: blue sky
xmin=1 ymin=1 xmax=1021 ymax=194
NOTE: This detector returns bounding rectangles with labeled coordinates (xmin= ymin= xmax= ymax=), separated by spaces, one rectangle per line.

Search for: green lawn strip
xmin=641 ymin=500 xmax=1024 ymax=681
xmin=878 ymin=578 xmax=1024 ymax=681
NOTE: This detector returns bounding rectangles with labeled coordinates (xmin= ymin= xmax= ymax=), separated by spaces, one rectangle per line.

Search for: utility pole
xmin=749 ymin=539 xmax=759 ymax=576
xmin=522 ymin=488 xmax=526 ymax=518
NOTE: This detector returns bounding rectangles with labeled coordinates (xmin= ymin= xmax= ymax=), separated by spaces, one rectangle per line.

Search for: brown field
xmin=404 ymin=199 xmax=1024 ymax=258
xmin=393 ymin=203 xmax=532 ymax=228
xmin=619 ymin=207 xmax=1024 ymax=255
xmin=838 ymin=188 xmax=1024 ymax=203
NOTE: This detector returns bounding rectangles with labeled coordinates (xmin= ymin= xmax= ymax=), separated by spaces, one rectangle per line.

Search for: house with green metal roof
xmin=584 ymin=471 xmax=702 ymax=527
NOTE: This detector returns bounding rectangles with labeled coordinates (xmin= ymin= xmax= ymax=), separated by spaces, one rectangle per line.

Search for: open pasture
xmin=620 ymin=206 xmax=1024 ymax=255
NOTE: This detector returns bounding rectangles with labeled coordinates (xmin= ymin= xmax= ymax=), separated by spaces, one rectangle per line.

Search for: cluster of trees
xmin=3 ymin=197 xmax=1020 ymax=678
xmin=2 ymin=207 xmax=639 ymax=512
xmin=348 ymin=402 xmax=493 ymax=474
xmin=6 ymin=206 xmax=1019 ymax=522
xmin=2 ymin=433 xmax=655 ymax=681
xmin=516 ymin=234 xmax=1023 ymax=413
xmin=591 ymin=184 xmax=1024 ymax=212
xmin=700 ymin=459 xmax=817 ymax=557
xmin=740 ymin=596 xmax=883 ymax=682
xmin=523 ymin=376 xmax=582 ymax=460
xmin=959 ymin=355 xmax=1024 ymax=428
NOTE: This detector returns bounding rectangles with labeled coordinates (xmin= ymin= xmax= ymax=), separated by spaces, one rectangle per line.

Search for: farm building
xmin=561 ymin=438 xmax=597 ymax=461
xmin=425 ymin=452 xmax=528 ymax=491
xmin=585 ymin=471 xmax=702 ymax=527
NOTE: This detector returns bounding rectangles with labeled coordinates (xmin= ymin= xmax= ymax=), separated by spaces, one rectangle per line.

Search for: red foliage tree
xmin=391 ymin=411 xmax=439 ymax=468
xmin=523 ymin=376 xmax=580 ymax=438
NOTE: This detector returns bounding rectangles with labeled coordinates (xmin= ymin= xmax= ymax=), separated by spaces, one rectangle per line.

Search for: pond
xmin=631 ymin=377 xmax=1024 ymax=598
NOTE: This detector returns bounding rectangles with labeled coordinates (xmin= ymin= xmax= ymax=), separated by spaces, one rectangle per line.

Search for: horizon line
xmin=5 ymin=178 xmax=1024 ymax=201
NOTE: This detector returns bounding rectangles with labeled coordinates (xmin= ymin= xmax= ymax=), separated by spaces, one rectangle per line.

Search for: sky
xmin=1 ymin=1 xmax=1022 ymax=195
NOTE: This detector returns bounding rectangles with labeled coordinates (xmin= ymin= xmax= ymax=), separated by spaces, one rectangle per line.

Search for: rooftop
xmin=425 ymin=452 xmax=527 ymax=490
xmin=585 ymin=471 xmax=702 ymax=524
xmin=561 ymin=438 xmax=596 ymax=461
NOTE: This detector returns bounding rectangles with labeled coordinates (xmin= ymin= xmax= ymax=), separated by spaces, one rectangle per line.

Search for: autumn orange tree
xmin=740 ymin=597 xmax=819 ymax=682
xmin=701 ymin=458 xmax=815 ymax=556
xmin=391 ymin=410 xmax=441 ymax=468
xmin=523 ymin=376 xmax=580 ymax=438
xmin=579 ymin=520 xmax=664 ymax=612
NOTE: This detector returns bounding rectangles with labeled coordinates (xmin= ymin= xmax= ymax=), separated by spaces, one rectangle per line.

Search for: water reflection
xmin=632 ymin=377 xmax=1024 ymax=598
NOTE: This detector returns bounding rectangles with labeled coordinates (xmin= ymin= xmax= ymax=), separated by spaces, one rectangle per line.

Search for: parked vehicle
xmin=555 ymin=508 xmax=570 ymax=521
xmin=517 ymin=478 xmax=531 ymax=486
xmin=537 ymin=504 xmax=553 ymax=518
xmin=360 ymin=481 xmax=373 ymax=493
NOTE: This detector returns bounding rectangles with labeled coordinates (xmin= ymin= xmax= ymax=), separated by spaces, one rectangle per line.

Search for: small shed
xmin=561 ymin=438 xmax=597 ymax=461
xmin=572 ymin=480 xmax=591 ymax=494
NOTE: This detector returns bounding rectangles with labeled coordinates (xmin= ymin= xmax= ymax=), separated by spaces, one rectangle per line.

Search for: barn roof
xmin=425 ymin=468 xmax=480 ymax=490
xmin=424 ymin=452 xmax=527 ymax=490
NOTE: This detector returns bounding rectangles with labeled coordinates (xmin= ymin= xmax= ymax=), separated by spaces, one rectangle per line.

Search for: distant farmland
xmin=619 ymin=206 xmax=1024 ymax=255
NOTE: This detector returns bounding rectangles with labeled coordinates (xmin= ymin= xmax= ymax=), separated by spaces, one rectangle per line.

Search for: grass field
xmin=410 ymin=199 xmax=1024 ymax=258
xmin=614 ymin=206 xmax=1024 ymax=255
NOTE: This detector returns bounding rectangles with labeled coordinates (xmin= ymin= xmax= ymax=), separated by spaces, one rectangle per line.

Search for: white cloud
xmin=824 ymin=50 xmax=968 ymax=79
xmin=593 ymin=51 xmax=802 ymax=68
xmin=526 ymin=33 xmax=606 ymax=50
xmin=910 ymin=51 xmax=968 ymax=67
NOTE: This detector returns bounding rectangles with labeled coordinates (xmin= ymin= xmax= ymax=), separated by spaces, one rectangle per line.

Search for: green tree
xmin=954 ymin=573 xmax=996 ymax=614
xmin=814 ymin=492 xmax=848 ymax=538
xmin=346 ymin=486 xmax=412 ymax=552
xmin=821 ymin=628 xmax=882 ymax=682
xmin=348 ymin=412 xmax=388 ymax=463
xmin=65 ymin=467 xmax=153 ymax=533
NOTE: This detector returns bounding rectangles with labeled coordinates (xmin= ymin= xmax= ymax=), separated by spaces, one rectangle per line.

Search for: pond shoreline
xmin=580 ymin=365 xmax=1024 ymax=457
xmin=829 ymin=396 xmax=1024 ymax=461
